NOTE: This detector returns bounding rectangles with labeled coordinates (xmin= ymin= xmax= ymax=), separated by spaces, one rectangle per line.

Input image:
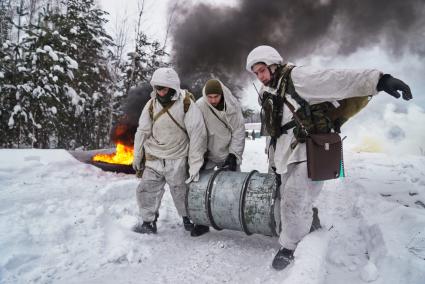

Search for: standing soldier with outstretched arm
xmin=245 ymin=45 xmax=412 ymax=270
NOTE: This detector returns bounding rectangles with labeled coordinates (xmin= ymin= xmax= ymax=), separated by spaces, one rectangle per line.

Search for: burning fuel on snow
xmin=90 ymin=84 xmax=152 ymax=167
xmin=92 ymin=143 xmax=134 ymax=165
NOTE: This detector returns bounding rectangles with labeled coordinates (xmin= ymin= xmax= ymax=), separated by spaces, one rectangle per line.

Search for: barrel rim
xmin=239 ymin=170 xmax=258 ymax=236
xmin=205 ymin=169 xmax=224 ymax=231
xmin=186 ymin=169 xmax=214 ymax=222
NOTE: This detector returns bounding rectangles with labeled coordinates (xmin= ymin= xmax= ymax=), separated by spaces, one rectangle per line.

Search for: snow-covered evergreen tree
xmin=47 ymin=0 xmax=113 ymax=149
xmin=0 ymin=2 xmax=36 ymax=148
xmin=22 ymin=8 xmax=80 ymax=148
xmin=0 ymin=38 xmax=29 ymax=147
xmin=0 ymin=5 xmax=79 ymax=148
xmin=1 ymin=0 xmax=170 ymax=149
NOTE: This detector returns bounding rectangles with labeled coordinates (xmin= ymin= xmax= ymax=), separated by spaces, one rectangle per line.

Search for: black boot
xmin=272 ymin=247 xmax=294 ymax=270
xmin=190 ymin=225 xmax=210 ymax=237
xmin=182 ymin=216 xmax=194 ymax=231
xmin=151 ymin=212 xmax=159 ymax=233
xmin=133 ymin=221 xmax=157 ymax=234
xmin=309 ymin=207 xmax=321 ymax=233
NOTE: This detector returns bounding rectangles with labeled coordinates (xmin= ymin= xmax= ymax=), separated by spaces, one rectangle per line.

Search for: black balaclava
xmin=156 ymin=88 xmax=176 ymax=107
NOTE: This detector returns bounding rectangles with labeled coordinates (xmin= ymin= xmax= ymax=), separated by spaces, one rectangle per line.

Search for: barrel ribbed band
xmin=239 ymin=170 xmax=258 ymax=236
xmin=205 ymin=169 xmax=224 ymax=231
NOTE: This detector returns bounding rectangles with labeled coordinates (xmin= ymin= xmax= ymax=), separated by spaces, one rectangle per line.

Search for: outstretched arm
xmin=291 ymin=66 xmax=413 ymax=103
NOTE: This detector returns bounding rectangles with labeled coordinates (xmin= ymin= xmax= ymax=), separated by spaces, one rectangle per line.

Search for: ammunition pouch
xmin=293 ymin=102 xmax=335 ymax=143
xmin=261 ymin=91 xmax=283 ymax=138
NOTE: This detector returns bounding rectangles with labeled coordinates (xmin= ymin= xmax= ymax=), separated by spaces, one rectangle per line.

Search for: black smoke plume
xmin=170 ymin=0 xmax=425 ymax=91
xmin=110 ymin=83 xmax=152 ymax=146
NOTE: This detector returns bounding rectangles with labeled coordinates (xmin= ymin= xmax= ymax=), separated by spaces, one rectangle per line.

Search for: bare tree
xmin=27 ymin=0 xmax=40 ymax=24
xmin=135 ymin=0 xmax=145 ymax=52
xmin=163 ymin=0 xmax=178 ymax=50
xmin=0 ymin=0 xmax=12 ymax=44
xmin=112 ymin=11 xmax=129 ymax=75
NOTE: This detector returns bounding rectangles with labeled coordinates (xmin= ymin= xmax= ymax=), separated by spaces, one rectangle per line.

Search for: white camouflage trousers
xmin=136 ymin=157 xmax=188 ymax=222
xmin=278 ymin=162 xmax=323 ymax=250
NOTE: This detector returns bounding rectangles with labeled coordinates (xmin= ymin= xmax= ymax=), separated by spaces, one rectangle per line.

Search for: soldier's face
xmin=252 ymin=63 xmax=271 ymax=86
xmin=155 ymin=86 xmax=170 ymax=97
xmin=206 ymin=94 xmax=222 ymax=107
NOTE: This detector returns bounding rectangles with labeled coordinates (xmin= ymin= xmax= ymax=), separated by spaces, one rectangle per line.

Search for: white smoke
xmin=342 ymin=98 xmax=425 ymax=156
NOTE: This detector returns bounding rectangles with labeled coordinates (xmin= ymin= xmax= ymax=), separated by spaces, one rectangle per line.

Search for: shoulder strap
xmin=276 ymin=65 xmax=310 ymax=136
xmin=276 ymin=64 xmax=296 ymax=98
xmin=283 ymin=97 xmax=309 ymax=136
xmin=150 ymin=97 xmax=188 ymax=136
xmin=183 ymin=91 xmax=195 ymax=113
xmin=286 ymin=75 xmax=311 ymax=117
xmin=152 ymin=100 xmax=177 ymax=122
xmin=148 ymin=99 xmax=154 ymax=120
xmin=208 ymin=105 xmax=230 ymax=130
xmin=166 ymin=110 xmax=188 ymax=137
xmin=278 ymin=65 xmax=310 ymax=117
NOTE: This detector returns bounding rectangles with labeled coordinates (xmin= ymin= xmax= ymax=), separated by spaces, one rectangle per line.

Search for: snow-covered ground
xmin=1 ymin=138 xmax=425 ymax=284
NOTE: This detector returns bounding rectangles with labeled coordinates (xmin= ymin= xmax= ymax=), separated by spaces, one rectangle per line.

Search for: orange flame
xmin=92 ymin=143 xmax=134 ymax=165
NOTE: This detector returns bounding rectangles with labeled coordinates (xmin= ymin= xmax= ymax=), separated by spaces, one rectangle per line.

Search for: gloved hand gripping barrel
xmin=186 ymin=169 xmax=278 ymax=236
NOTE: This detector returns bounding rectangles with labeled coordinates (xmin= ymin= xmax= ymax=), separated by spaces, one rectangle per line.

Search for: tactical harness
xmin=141 ymin=92 xmax=195 ymax=162
xmin=148 ymin=92 xmax=195 ymax=136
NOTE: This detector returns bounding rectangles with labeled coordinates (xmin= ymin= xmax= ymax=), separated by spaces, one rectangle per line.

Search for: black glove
xmin=377 ymin=74 xmax=412 ymax=101
xmin=223 ymin=153 xmax=237 ymax=171
xmin=136 ymin=167 xmax=145 ymax=178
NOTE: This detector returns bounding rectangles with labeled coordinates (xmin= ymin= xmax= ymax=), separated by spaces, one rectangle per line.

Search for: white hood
xmin=150 ymin=67 xmax=181 ymax=94
xmin=246 ymin=45 xmax=284 ymax=72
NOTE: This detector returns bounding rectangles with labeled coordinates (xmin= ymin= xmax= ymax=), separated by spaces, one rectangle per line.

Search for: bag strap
xmin=274 ymin=65 xmax=310 ymax=136
xmin=183 ymin=91 xmax=196 ymax=113
xmin=166 ymin=109 xmax=188 ymax=137
xmin=275 ymin=64 xmax=295 ymax=100
xmin=208 ymin=105 xmax=230 ymax=130
xmin=151 ymin=100 xmax=177 ymax=122
xmin=148 ymin=99 xmax=154 ymax=120
xmin=286 ymin=76 xmax=311 ymax=117
xmin=150 ymin=92 xmax=193 ymax=137
xmin=283 ymin=97 xmax=310 ymax=136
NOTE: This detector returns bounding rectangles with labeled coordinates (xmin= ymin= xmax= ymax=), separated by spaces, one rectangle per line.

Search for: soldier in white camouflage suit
xmin=246 ymin=45 xmax=412 ymax=270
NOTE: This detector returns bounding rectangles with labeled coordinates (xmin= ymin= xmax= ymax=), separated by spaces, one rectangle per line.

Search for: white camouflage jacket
xmin=133 ymin=90 xmax=207 ymax=177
